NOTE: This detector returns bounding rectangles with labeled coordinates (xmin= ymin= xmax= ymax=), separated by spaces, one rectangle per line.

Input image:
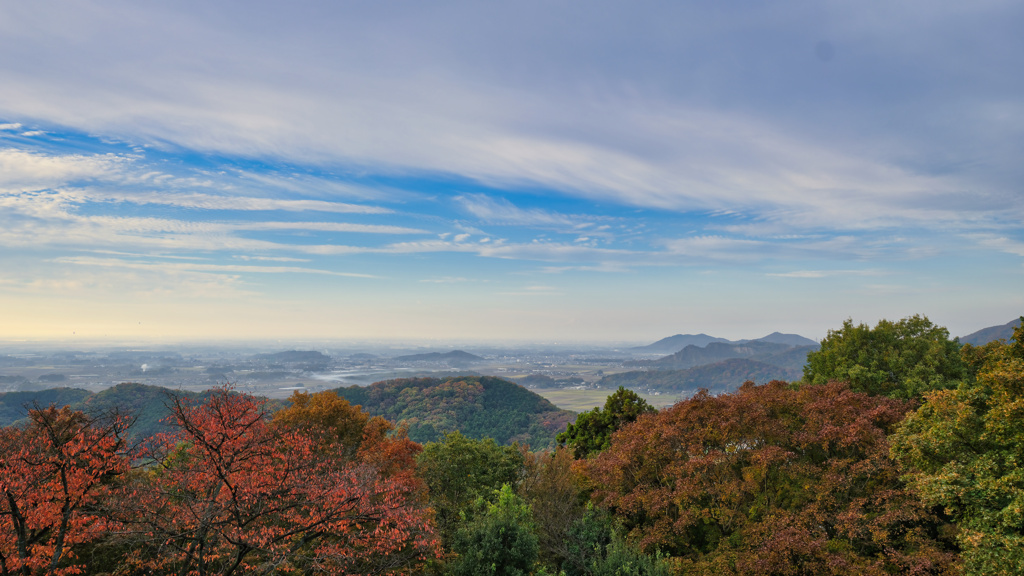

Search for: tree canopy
xmin=109 ymin=388 xmax=438 ymax=575
xmin=803 ymin=314 xmax=968 ymax=398
xmin=0 ymin=406 xmax=131 ymax=576
xmin=447 ymin=484 xmax=539 ymax=576
xmin=586 ymin=380 xmax=959 ymax=575
xmin=557 ymin=387 xmax=655 ymax=459
xmin=416 ymin=431 xmax=525 ymax=548
xmin=891 ymin=318 xmax=1024 ymax=575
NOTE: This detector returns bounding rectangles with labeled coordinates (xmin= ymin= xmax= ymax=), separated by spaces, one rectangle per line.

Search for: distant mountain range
xmin=632 ymin=332 xmax=816 ymax=354
xmin=627 ymin=340 xmax=816 ymax=372
xmin=959 ymin=318 xmax=1022 ymax=346
xmin=601 ymin=358 xmax=803 ymax=394
xmin=617 ymin=331 xmax=819 ymax=393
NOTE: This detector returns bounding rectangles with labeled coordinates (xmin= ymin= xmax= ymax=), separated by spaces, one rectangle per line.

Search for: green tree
xmin=557 ymin=387 xmax=655 ymax=459
xmin=417 ymin=431 xmax=526 ymax=546
xmin=804 ymin=314 xmax=968 ymax=398
xmin=560 ymin=504 xmax=672 ymax=576
xmin=891 ymin=318 xmax=1024 ymax=575
xmin=448 ymin=484 xmax=539 ymax=576
xmin=588 ymin=532 xmax=672 ymax=576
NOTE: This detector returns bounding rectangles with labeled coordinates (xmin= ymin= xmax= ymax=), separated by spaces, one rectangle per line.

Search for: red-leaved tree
xmin=112 ymin=388 xmax=438 ymax=575
xmin=0 ymin=406 xmax=131 ymax=576
xmin=587 ymin=381 xmax=960 ymax=575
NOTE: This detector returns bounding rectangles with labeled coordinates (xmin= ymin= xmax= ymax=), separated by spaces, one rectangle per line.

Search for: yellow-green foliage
xmin=892 ymin=318 xmax=1024 ymax=575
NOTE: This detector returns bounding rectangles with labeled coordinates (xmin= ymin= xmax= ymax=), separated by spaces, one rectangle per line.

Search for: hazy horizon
xmin=2 ymin=2 xmax=1021 ymax=343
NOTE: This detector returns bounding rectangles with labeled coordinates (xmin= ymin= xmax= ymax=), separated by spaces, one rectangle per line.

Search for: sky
xmin=1 ymin=1 xmax=1022 ymax=344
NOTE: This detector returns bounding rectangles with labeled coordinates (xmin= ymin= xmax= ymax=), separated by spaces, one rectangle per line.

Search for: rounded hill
xmin=332 ymin=375 xmax=574 ymax=448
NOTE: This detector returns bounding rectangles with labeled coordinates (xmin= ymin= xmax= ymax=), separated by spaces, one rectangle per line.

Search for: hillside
xmin=1 ymin=377 xmax=569 ymax=446
xmin=253 ymin=350 xmax=331 ymax=363
xmin=0 ymin=387 xmax=93 ymax=425
xmin=391 ymin=350 xmax=485 ymax=364
xmin=960 ymin=318 xmax=1022 ymax=346
xmin=0 ymin=383 xmax=237 ymax=439
xmin=600 ymin=358 xmax=802 ymax=394
xmin=333 ymin=375 xmax=573 ymax=448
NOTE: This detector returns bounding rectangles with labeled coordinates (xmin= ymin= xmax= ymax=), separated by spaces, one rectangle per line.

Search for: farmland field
xmin=532 ymin=387 xmax=680 ymax=412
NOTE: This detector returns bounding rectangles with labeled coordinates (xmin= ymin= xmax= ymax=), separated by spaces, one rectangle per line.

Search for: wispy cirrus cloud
xmin=496 ymin=285 xmax=564 ymax=297
xmin=0 ymin=149 xmax=131 ymax=191
xmin=766 ymin=269 xmax=886 ymax=279
xmin=88 ymin=191 xmax=394 ymax=214
xmin=966 ymin=234 xmax=1024 ymax=258
xmin=3 ymin=2 xmax=1019 ymax=236
xmin=0 ymin=149 xmax=396 ymax=215
xmin=53 ymin=255 xmax=378 ymax=278
xmin=456 ymin=194 xmax=591 ymax=229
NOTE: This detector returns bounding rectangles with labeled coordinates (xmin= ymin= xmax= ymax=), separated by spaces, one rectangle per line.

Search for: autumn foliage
xmin=7 ymin=312 xmax=1023 ymax=575
xmin=0 ymin=406 xmax=131 ymax=576
xmin=587 ymin=380 xmax=960 ymax=575
xmin=892 ymin=320 xmax=1024 ymax=575
xmin=111 ymin=389 xmax=438 ymax=575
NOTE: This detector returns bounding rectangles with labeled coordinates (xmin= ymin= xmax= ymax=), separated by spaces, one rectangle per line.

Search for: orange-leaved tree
xmin=112 ymin=388 xmax=439 ymax=576
xmin=0 ymin=405 xmax=132 ymax=576
xmin=587 ymin=381 xmax=960 ymax=575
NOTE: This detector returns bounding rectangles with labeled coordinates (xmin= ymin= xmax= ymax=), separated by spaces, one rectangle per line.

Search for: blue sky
xmin=1 ymin=1 xmax=1022 ymax=343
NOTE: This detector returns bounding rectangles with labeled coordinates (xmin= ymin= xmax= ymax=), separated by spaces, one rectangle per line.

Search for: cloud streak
xmin=54 ymin=256 xmax=378 ymax=278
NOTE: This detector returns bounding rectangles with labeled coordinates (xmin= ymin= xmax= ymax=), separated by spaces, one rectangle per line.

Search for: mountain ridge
xmin=633 ymin=331 xmax=816 ymax=354
xmin=959 ymin=318 xmax=1022 ymax=346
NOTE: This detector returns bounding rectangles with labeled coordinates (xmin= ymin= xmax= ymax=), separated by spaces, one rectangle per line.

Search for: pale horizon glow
xmin=1 ymin=1 xmax=1022 ymax=345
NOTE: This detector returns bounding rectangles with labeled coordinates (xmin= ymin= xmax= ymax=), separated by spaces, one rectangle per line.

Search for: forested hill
xmin=333 ymin=375 xmax=574 ymax=448
xmin=1 ymin=377 xmax=571 ymax=448
xmin=0 ymin=383 xmax=274 ymax=439
xmin=390 ymin=350 xmax=485 ymax=364
xmin=0 ymin=383 xmax=195 ymax=438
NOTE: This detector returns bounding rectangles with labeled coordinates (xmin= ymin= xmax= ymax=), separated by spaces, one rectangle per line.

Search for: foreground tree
xmin=113 ymin=388 xmax=438 ymax=575
xmin=447 ymin=484 xmax=539 ymax=576
xmin=0 ymin=406 xmax=131 ymax=576
xmin=416 ymin=431 xmax=525 ymax=548
xmin=557 ymin=387 xmax=655 ymax=459
xmin=892 ymin=318 xmax=1024 ymax=575
xmin=518 ymin=447 xmax=587 ymax=569
xmin=588 ymin=381 xmax=959 ymax=575
xmin=804 ymin=314 xmax=968 ymax=398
